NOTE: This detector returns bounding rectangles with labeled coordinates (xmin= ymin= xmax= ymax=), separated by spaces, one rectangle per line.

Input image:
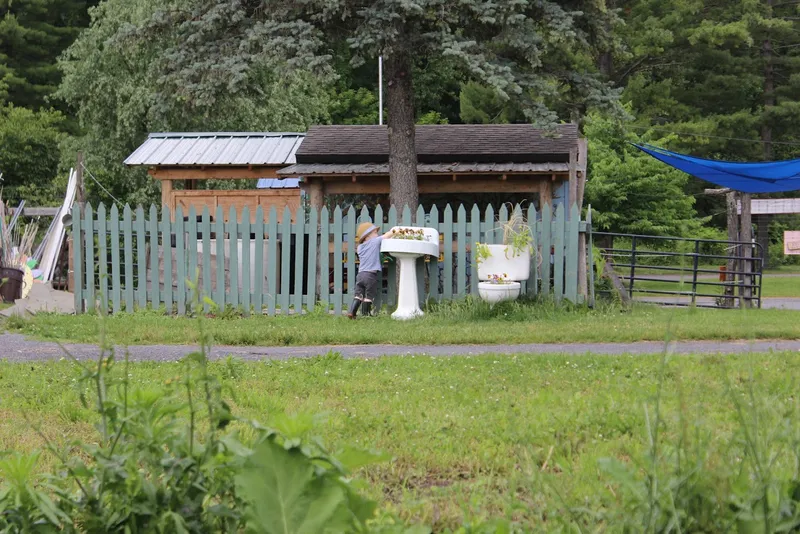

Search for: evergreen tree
xmin=615 ymin=0 xmax=800 ymax=162
xmin=0 ymin=0 xmax=96 ymax=109
xmin=115 ymin=0 xmax=620 ymax=211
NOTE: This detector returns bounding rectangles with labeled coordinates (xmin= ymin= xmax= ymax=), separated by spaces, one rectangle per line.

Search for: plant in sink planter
xmin=487 ymin=273 xmax=512 ymax=284
xmin=475 ymin=212 xmax=533 ymax=282
xmin=390 ymin=228 xmax=428 ymax=241
xmin=477 ymin=273 xmax=521 ymax=304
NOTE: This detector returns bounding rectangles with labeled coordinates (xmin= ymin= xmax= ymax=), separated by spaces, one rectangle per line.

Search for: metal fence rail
xmin=72 ymin=202 xmax=587 ymax=315
xmin=593 ymin=232 xmax=763 ymax=309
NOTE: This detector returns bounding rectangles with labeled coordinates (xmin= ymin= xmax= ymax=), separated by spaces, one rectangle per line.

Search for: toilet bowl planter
xmin=475 ymin=212 xmax=533 ymax=282
xmin=475 ymin=244 xmax=531 ymax=281
xmin=477 ymin=274 xmax=521 ymax=304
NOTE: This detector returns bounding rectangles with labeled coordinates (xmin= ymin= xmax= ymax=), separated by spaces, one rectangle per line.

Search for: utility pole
xmin=378 ymin=56 xmax=384 ymax=125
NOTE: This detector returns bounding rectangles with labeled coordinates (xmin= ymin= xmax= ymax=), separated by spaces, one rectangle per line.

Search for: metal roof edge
xmin=146 ymin=132 xmax=306 ymax=138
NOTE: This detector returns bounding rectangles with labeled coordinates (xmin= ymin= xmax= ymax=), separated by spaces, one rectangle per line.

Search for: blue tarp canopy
xmin=634 ymin=143 xmax=800 ymax=193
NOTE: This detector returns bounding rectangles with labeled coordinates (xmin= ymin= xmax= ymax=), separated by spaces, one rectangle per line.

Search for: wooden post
xmin=75 ymin=151 xmax=85 ymax=209
xmin=67 ymin=236 xmax=74 ymax=293
xmin=540 ymin=179 xmax=553 ymax=209
xmin=73 ymin=152 xmax=85 ymax=295
xmin=756 ymin=214 xmax=770 ymax=269
xmin=576 ymin=138 xmax=588 ymax=298
xmin=308 ymin=178 xmax=325 ymax=299
xmin=726 ymin=192 xmax=739 ymax=308
xmin=161 ymin=179 xmax=173 ymax=211
xmin=740 ymin=193 xmax=753 ymax=307
xmin=576 ymin=138 xmax=588 ymax=209
xmin=568 ymin=147 xmax=578 ymax=209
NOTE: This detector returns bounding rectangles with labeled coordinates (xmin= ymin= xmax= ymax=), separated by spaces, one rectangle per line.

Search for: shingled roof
xmin=294 ymin=124 xmax=579 ymax=165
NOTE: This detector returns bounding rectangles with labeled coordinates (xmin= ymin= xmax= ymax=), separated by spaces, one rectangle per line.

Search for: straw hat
xmin=356 ymin=222 xmax=379 ymax=243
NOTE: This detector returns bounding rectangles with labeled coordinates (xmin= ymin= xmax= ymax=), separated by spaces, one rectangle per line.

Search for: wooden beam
xmin=149 ymin=166 xmax=282 ymax=181
xmin=161 ymin=179 xmax=173 ymax=210
xmin=308 ymin=178 xmax=324 ymax=211
xmin=323 ymin=178 xmax=541 ymax=195
xmin=173 ymin=189 xmax=298 ymax=198
xmin=739 ymin=192 xmax=753 ymax=307
xmin=8 ymin=207 xmax=60 ymax=217
xmin=540 ymin=179 xmax=553 ymax=208
xmin=577 ymin=138 xmax=588 ymax=173
xmin=568 ymin=147 xmax=578 ymax=208
xmin=705 ymin=188 xmax=732 ymax=195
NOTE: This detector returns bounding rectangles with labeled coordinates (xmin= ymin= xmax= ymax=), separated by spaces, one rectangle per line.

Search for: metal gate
xmin=593 ymin=232 xmax=763 ymax=309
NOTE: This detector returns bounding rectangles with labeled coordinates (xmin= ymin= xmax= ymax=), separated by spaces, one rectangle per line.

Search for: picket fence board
xmin=72 ymin=204 xmax=83 ymax=313
xmin=84 ymin=204 xmax=95 ymax=313
xmin=97 ymin=204 xmax=108 ymax=313
xmin=319 ymin=207 xmax=329 ymax=309
xmin=442 ymin=205 xmax=453 ymax=300
xmin=201 ymin=208 xmax=211 ymax=312
xmin=554 ymin=204 xmax=566 ymax=302
xmin=267 ymin=207 xmax=278 ymax=315
xmin=135 ymin=207 xmax=147 ymax=310
xmin=540 ymin=203 xmax=552 ymax=296
xmin=73 ymin=202 xmax=587 ymax=315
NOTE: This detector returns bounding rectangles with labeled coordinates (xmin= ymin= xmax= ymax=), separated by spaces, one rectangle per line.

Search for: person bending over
xmin=347 ymin=222 xmax=396 ymax=318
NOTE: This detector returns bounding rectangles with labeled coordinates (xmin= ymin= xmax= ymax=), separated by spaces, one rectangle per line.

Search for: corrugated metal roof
xmin=278 ymin=162 xmax=570 ymax=176
xmin=256 ymin=178 xmax=300 ymax=189
xmin=124 ymin=132 xmax=305 ymax=166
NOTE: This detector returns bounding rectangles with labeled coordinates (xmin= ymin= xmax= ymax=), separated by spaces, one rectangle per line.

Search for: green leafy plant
xmin=475 ymin=211 xmax=534 ymax=264
xmin=485 ymin=273 xmax=512 ymax=285
xmin=0 ymin=287 xmax=423 ymax=533
xmin=501 ymin=211 xmax=533 ymax=258
xmin=389 ymin=228 xmax=428 ymax=241
xmin=474 ymin=242 xmax=491 ymax=264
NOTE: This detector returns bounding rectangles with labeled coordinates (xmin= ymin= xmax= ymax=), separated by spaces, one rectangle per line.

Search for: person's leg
xmin=348 ymin=273 xmax=366 ymax=318
xmin=361 ymin=272 xmax=378 ymax=316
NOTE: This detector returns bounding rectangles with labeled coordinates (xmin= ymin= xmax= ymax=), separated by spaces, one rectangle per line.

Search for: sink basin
xmin=381 ymin=229 xmax=440 ymax=257
xmin=380 ymin=226 xmax=439 ymax=320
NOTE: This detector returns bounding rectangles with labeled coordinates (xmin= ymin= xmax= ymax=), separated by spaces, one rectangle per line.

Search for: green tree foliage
xmin=615 ymin=0 xmax=800 ymax=162
xmin=584 ymin=113 xmax=712 ymax=237
xmin=115 ymin=0 xmax=620 ymax=211
xmin=0 ymin=0 xmax=96 ymax=110
xmin=0 ymin=104 xmax=65 ymax=205
xmin=56 ymin=0 xmax=332 ymax=205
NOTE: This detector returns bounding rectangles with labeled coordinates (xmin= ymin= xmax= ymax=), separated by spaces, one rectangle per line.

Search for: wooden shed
xmin=124 ymin=132 xmax=305 ymax=221
xmin=278 ymin=124 xmax=587 ymax=212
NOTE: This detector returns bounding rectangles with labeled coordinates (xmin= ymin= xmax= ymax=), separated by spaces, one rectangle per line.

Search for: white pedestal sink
xmin=380 ymin=227 xmax=440 ymax=320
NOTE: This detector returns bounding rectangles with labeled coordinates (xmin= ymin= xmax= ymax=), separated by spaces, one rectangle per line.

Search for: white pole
xmin=378 ymin=56 xmax=383 ymax=125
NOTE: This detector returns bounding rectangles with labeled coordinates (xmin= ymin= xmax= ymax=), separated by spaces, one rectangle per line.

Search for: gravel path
xmin=0 ymin=333 xmax=798 ymax=363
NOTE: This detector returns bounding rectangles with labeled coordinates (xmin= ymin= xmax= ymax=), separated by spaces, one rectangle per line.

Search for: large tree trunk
xmin=385 ymin=49 xmax=419 ymax=214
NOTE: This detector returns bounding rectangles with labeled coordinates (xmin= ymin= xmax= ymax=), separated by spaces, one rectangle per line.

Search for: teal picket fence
xmin=71 ymin=202 xmax=587 ymax=315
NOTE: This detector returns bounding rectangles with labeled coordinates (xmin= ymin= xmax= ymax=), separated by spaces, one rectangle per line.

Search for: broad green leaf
xmin=236 ymin=439 xmax=349 ymax=534
xmin=335 ymin=446 xmax=392 ymax=473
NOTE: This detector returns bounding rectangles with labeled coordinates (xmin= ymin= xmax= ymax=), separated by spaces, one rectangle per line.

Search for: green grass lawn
xmin=4 ymin=300 xmax=800 ymax=346
xmin=2 ymin=350 xmax=798 ymax=530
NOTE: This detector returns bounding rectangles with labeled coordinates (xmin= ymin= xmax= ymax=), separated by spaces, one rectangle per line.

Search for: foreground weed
xmin=0 ymin=286 xmax=425 ymax=533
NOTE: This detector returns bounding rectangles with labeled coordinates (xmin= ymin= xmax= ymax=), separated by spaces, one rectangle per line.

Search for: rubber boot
xmin=347 ymin=299 xmax=361 ymax=319
xmin=361 ymin=301 xmax=373 ymax=317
